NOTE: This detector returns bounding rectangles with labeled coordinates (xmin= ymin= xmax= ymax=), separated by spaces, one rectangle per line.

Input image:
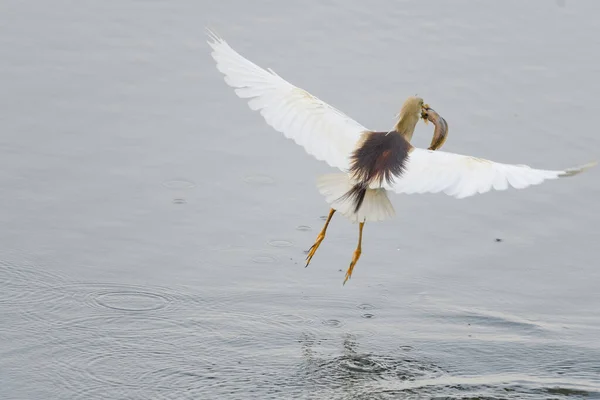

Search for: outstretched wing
xmin=207 ymin=29 xmax=368 ymax=172
xmin=385 ymin=147 xmax=595 ymax=199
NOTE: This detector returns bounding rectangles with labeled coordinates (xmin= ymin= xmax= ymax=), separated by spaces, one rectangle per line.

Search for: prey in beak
xmin=421 ymin=104 xmax=449 ymax=151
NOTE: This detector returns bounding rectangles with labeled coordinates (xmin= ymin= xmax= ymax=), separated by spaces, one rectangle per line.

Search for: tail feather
xmin=339 ymin=184 xmax=368 ymax=213
xmin=316 ymin=173 xmax=396 ymax=223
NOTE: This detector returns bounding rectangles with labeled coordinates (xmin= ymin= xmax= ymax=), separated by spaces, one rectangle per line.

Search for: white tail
xmin=316 ymin=173 xmax=396 ymax=223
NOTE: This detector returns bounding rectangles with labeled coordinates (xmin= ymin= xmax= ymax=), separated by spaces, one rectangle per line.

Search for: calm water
xmin=1 ymin=1 xmax=600 ymax=398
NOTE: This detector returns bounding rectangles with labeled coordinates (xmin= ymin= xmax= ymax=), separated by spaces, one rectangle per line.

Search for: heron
xmin=206 ymin=29 xmax=595 ymax=285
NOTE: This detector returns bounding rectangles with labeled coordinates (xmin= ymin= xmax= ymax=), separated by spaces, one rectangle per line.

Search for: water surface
xmin=1 ymin=1 xmax=599 ymax=398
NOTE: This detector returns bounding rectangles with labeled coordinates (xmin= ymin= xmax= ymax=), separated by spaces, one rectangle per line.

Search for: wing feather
xmin=207 ymin=29 xmax=368 ymax=171
xmin=386 ymin=148 xmax=595 ymax=198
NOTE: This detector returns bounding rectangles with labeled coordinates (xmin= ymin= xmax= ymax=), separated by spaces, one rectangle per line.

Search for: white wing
xmin=207 ymin=29 xmax=368 ymax=171
xmin=385 ymin=148 xmax=595 ymax=199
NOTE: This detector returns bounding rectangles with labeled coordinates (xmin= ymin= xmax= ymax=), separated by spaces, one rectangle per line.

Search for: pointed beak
xmin=421 ymin=104 xmax=430 ymax=122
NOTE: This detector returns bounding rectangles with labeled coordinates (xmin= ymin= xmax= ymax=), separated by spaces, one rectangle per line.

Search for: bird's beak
xmin=421 ymin=103 xmax=430 ymax=123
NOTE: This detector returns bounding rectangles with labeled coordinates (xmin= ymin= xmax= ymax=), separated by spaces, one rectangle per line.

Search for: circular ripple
xmin=263 ymin=313 xmax=317 ymax=327
xmin=296 ymin=225 xmax=312 ymax=231
xmin=251 ymin=255 xmax=278 ymax=264
xmin=267 ymin=239 xmax=294 ymax=248
xmin=94 ymin=291 xmax=169 ymax=312
xmin=361 ymin=313 xmax=375 ymax=319
xmin=322 ymin=319 xmax=344 ymax=328
xmin=21 ymin=281 xmax=209 ymax=326
xmin=357 ymin=303 xmax=376 ymax=310
xmin=162 ymin=180 xmax=196 ymax=189
xmin=243 ymin=174 xmax=275 ymax=185
xmin=172 ymin=198 xmax=187 ymax=204
xmin=83 ymin=347 xmax=182 ymax=387
xmin=51 ymin=282 xmax=181 ymax=314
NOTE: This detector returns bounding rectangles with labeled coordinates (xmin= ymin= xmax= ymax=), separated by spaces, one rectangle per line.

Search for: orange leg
xmin=343 ymin=221 xmax=364 ymax=285
xmin=305 ymin=208 xmax=336 ymax=267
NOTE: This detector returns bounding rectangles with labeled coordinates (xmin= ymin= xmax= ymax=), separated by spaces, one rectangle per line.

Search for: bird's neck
xmin=394 ymin=114 xmax=419 ymax=142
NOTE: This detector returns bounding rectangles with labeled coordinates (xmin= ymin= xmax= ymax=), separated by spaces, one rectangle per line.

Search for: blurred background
xmin=1 ymin=0 xmax=599 ymax=398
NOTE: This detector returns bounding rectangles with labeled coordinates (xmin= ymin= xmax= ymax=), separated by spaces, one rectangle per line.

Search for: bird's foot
xmin=343 ymin=247 xmax=362 ymax=285
xmin=305 ymin=233 xmax=325 ymax=267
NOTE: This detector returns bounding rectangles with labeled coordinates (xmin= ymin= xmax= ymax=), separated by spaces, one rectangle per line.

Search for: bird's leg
xmin=343 ymin=221 xmax=364 ymax=285
xmin=305 ymin=208 xmax=336 ymax=267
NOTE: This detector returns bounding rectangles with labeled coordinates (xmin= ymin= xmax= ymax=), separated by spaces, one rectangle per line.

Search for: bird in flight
xmin=206 ymin=28 xmax=595 ymax=285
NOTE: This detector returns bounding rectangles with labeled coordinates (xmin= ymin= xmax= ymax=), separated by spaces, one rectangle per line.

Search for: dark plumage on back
xmin=341 ymin=131 xmax=412 ymax=212
xmin=350 ymin=131 xmax=412 ymax=186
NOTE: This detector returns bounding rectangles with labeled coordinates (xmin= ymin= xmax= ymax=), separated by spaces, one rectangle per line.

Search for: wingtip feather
xmin=558 ymin=161 xmax=597 ymax=178
xmin=205 ymin=26 xmax=223 ymax=45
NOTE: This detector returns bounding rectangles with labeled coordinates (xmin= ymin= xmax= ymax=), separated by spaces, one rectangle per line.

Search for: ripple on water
xmin=263 ymin=313 xmax=317 ymax=326
xmin=46 ymin=337 xmax=217 ymax=399
xmin=423 ymin=304 xmax=552 ymax=340
xmin=47 ymin=313 xmax=192 ymax=341
xmin=45 ymin=282 xmax=188 ymax=314
xmin=349 ymin=376 xmax=600 ymax=399
xmin=267 ymin=239 xmax=294 ymax=248
xmin=8 ymin=280 xmax=209 ymax=329
xmin=94 ymin=291 xmax=169 ymax=312
xmin=0 ymin=264 xmax=196 ymax=317
xmin=0 ymin=262 xmax=68 ymax=306
xmin=357 ymin=303 xmax=377 ymax=311
xmin=298 ymin=337 xmax=447 ymax=392
xmin=64 ymin=384 xmax=171 ymax=400
xmin=296 ymin=225 xmax=312 ymax=231
xmin=322 ymin=319 xmax=344 ymax=328
xmin=137 ymin=365 xmax=220 ymax=392
xmin=251 ymin=255 xmax=278 ymax=264
xmin=79 ymin=347 xmax=205 ymax=388
xmin=162 ymin=179 xmax=196 ymax=189
xmin=31 ymin=310 xmax=231 ymax=395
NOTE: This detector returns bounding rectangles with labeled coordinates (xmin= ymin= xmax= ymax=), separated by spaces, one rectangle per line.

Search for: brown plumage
xmin=344 ymin=131 xmax=412 ymax=212
xmin=339 ymin=96 xmax=424 ymax=214
xmin=349 ymin=131 xmax=413 ymax=185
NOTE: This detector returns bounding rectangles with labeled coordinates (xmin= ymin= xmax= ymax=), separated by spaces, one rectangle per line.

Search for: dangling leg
xmin=343 ymin=221 xmax=364 ymax=285
xmin=305 ymin=208 xmax=336 ymax=267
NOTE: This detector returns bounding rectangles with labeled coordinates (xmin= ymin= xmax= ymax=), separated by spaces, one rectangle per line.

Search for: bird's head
xmin=394 ymin=96 xmax=425 ymax=140
xmin=398 ymin=96 xmax=425 ymax=120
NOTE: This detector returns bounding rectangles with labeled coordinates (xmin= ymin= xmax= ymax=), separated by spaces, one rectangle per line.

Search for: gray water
xmin=1 ymin=1 xmax=600 ymax=399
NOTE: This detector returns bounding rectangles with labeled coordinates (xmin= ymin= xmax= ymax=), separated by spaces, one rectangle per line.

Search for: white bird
xmin=206 ymin=28 xmax=595 ymax=285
